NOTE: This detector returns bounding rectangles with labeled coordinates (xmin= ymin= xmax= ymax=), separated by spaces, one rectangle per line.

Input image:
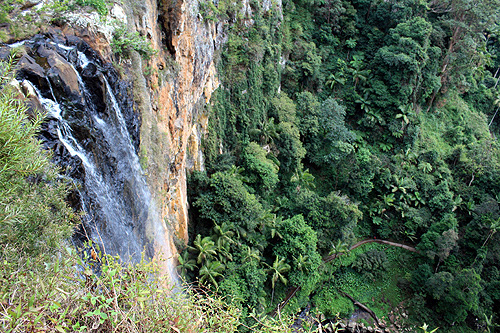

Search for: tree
xmin=177 ymin=251 xmax=197 ymax=278
xmin=375 ymin=17 xmax=440 ymax=109
xmin=241 ymin=245 xmax=261 ymax=263
xmin=294 ymin=254 xmax=310 ymax=272
xmin=349 ymin=55 xmax=371 ymax=89
xmin=296 ymin=91 xmax=321 ymax=159
xmin=328 ymin=240 xmax=349 ymax=257
xmin=274 ymin=215 xmax=322 ymax=295
xmin=191 ymin=234 xmax=217 ymax=264
xmin=439 ymin=269 xmax=482 ymax=324
xmin=194 ymin=171 xmax=266 ymax=232
xmin=261 ymin=212 xmax=283 ymax=239
xmin=212 ymin=222 xmax=237 ymax=257
xmin=296 ymin=95 xmax=355 ymax=167
xmin=418 ymin=214 xmax=458 ymax=262
xmin=290 ymin=167 xmax=316 ymax=192
xmin=428 ymin=0 xmax=500 ymax=107
xmin=199 ymin=260 xmax=225 ymax=290
xmin=316 ymin=98 xmax=355 ymax=164
xmin=275 ymin=122 xmax=306 ymax=175
xmin=249 ymin=118 xmax=279 ymax=146
xmin=267 ymin=256 xmax=291 ymax=302
xmin=326 ymin=72 xmax=346 ymax=92
xmin=482 ymin=217 xmax=500 ymax=247
xmin=241 ymin=142 xmax=279 ymax=193
xmin=271 ymin=93 xmax=297 ymax=125
xmin=288 ymin=40 xmax=322 ymax=91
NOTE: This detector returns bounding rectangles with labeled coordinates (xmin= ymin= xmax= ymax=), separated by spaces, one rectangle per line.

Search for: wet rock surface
xmin=3 ymin=31 xmax=156 ymax=262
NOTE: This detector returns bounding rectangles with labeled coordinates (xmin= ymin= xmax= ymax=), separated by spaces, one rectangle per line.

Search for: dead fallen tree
xmin=324 ymin=239 xmax=418 ymax=263
xmin=269 ymin=286 xmax=301 ymax=317
xmin=339 ymin=291 xmax=384 ymax=328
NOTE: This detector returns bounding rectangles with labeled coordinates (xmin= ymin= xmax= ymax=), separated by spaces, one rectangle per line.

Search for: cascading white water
xmin=18 ymin=38 xmax=178 ymax=284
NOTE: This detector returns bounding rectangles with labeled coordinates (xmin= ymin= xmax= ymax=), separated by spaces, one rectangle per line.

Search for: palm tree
xmin=228 ymin=165 xmax=249 ymax=183
xmin=294 ymin=254 xmax=310 ymax=272
xmin=355 ymin=94 xmax=372 ymax=112
xmin=390 ymin=175 xmax=410 ymax=195
xmin=215 ymin=237 xmax=233 ymax=264
xmin=249 ymin=118 xmax=278 ymax=146
xmin=418 ymin=162 xmax=433 ymax=174
xmin=351 ymin=67 xmax=371 ymax=88
xmin=326 ymin=72 xmax=346 ymax=91
xmin=329 ymin=240 xmax=349 ymax=257
xmin=267 ymin=256 xmax=291 ymax=303
xmin=199 ymin=260 xmax=225 ymax=290
xmin=212 ymin=222 xmax=236 ymax=248
xmin=242 ymin=245 xmax=261 ymax=263
xmin=349 ymin=55 xmax=371 ymax=89
xmin=261 ymin=213 xmax=283 ymax=239
xmin=291 ymin=167 xmax=316 ymax=191
xmin=191 ymin=234 xmax=217 ymax=264
xmin=396 ymin=104 xmax=412 ymax=130
xmin=177 ymin=251 xmax=197 ymax=278
xmin=259 ymin=118 xmax=278 ymax=146
xmin=381 ymin=193 xmax=396 ymax=208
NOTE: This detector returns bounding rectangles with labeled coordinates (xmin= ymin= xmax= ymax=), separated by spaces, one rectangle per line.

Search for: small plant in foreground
xmin=111 ymin=22 xmax=157 ymax=61
xmin=75 ymin=0 xmax=108 ymax=16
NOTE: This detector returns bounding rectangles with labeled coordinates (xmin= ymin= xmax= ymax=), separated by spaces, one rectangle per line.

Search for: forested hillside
xmin=184 ymin=0 xmax=500 ymax=330
xmin=2 ymin=0 xmax=500 ymax=331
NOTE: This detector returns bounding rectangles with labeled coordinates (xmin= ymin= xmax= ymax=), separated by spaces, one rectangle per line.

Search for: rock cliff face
xmin=130 ymin=0 xmax=224 ymax=246
xmin=76 ymin=0 xmax=224 ymax=267
xmin=69 ymin=0 xmax=224 ymax=272
xmin=4 ymin=0 xmax=224 ymax=281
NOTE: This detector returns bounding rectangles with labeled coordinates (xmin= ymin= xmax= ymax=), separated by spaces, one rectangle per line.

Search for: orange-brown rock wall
xmin=130 ymin=0 xmax=223 ymax=258
xmin=38 ymin=0 xmax=223 ymax=280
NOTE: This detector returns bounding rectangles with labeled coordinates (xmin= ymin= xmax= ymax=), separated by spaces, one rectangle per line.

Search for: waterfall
xmin=13 ymin=35 xmax=178 ymax=284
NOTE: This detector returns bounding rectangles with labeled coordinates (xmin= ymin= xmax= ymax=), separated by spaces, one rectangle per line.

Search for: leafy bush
xmin=0 ymin=59 xmax=75 ymax=258
xmin=111 ymin=23 xmax=157 ymax=61
xmin=312 ymin=286 xmax=354 ymax=318
xmin=76 ymin=0 xmax=108 ymax=16
xmin=351 ymin=249 xmax=388 ymax=279
xmin=0 ymin=246 xmax=252 ymax=332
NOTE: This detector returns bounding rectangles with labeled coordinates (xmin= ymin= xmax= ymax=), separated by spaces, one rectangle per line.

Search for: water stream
xmin=11 ymin=35 xmax=178 ymax=284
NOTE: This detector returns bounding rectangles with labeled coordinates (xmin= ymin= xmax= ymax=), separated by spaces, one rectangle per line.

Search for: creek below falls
xmin=3 ymin=32 xmax=177 ymax=283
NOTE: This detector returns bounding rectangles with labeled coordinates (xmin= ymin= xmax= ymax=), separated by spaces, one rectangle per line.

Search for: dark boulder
xmin=16 ymin=54 xmax=48 ymax=92
xmin=46 ymin=51 xmax=84 ymax=106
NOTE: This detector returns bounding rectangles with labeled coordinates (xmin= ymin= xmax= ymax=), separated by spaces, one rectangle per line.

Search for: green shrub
xmin=0 ymin=59 xmax=75 ymax=258
xmin=111 ymin=22 xmax=157 ymax=61
xmin=312 ymin=286 xmax=354 ymax=318
xmin=76 ymin=0 xmax=108 ymax=16
xmin=0 ymin=243 xmax=297 ymax=332
xmin=1 ymin=246 xmax=229 ymax=332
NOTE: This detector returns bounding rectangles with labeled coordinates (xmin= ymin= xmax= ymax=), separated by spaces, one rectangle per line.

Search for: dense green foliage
xmin=75 ymin=0 xmax=108 ymax=16
xmin=0 ymin=60 xmax=75 ymax=258
xmin=186 ymin=0 xmax=500 ymax=330
xmin=111 ymin=22 xmax=157 ymax=61
xmin=1 ymin=245 xmax=296 ymax=332
xmin=0 ymin=59 xmax=295 ymax=332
